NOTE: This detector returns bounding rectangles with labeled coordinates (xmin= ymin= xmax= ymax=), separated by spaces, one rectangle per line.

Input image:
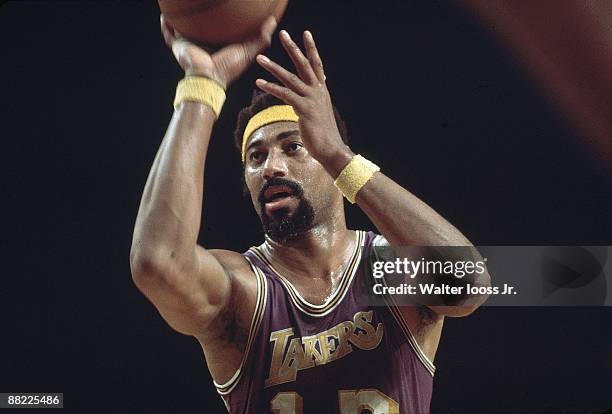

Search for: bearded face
xmin=243 ymin=121 xmax=341 ymax=244
xmin=257 ymin=176 xmax=315 ymax=244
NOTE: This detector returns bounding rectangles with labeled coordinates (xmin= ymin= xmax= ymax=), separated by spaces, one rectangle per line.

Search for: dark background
xmin=1 ymin=1 xmax=611 ymax=412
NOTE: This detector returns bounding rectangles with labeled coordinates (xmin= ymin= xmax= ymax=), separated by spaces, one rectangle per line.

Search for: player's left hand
xmin=255 ymin=30 xmax=349 ymax=165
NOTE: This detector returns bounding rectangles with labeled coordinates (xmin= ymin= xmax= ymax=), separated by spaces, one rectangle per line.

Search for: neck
xmin=262 ymin=211 xmax=355 ymax=281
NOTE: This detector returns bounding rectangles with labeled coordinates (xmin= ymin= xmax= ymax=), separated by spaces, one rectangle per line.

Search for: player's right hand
xmin=160 ymin=14 xmax=277 ymax=89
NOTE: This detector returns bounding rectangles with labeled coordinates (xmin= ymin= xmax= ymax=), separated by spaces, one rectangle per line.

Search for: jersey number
xmin=271 ymin=389 xmax=399 ymax=414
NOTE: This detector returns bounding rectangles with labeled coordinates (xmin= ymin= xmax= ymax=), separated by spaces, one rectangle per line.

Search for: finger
xmin=255 ymin=79 xmax=302 ymax=107
xmin=216 ymin=17 xmax=278 ymax=85
xmin=241 ymin=16 xmax=278 ymax=63
xmin=303 ymin=31 xmax=325 ymax=83
xmin=256 ymin=54 xmax=308 ymax=95
xmin=160 ymin=15 xmax=176 ymax=47
xmin=279 ymin=30 xmax=318 ymax=84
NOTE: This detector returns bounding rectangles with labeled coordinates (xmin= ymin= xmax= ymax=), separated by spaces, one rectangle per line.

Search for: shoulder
xmin=370 ymin=232 xmax=386 ymax=247
xmin=349 ymin=229 xmax=383 ymax=250
xmin=209 ymin=248 xmax=254 ymax=278
xmin=204 ymin=249 xmax=264 ymax=339
xmin=208 ymin=247 xmax=262 ymax=304
xmin=195 ymin=249 xmax=268 ymax=388
xmin=360 ymin=233 xmax=445 ymax=361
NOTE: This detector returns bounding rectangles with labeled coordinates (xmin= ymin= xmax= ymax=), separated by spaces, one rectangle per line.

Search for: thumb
xmin=214 ymin=17 xmax=278 ymax=86
xmin=242 ymin=16 xmax=278 ymax=62
xmin=160 ymin=14 xmax=177 ymax=47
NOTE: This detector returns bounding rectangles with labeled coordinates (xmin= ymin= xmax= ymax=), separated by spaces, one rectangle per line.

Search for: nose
xmin=262 ymin=148 xmax=288 ymax=180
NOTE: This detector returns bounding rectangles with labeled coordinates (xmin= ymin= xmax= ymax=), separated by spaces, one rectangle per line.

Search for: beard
xmin=257 ymin=177 xmax=315 ymax=244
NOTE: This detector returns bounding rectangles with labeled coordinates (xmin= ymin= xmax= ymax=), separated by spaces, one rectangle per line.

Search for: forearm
xmin=322 ymin=152 xmax=490 ymax=313
xmin=353 ymin=164 xmax=491 ymax=312
xmin=250 ymin=24 xmax=490 ymax=313
xmin=320 ymin=146 xmax=471 ymax=247
xmin=131 ymin=102 xmax=216 ymax=268
xmin=356 ymin=172 xmax=471 ymax=247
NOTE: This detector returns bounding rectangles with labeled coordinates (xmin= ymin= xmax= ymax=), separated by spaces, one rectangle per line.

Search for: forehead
xmin=245 ymin=121 xmax=299 ymax=149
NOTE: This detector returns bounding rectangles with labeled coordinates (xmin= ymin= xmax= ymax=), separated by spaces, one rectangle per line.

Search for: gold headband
xmin=241 ymin=105 xmax=299 ymax=162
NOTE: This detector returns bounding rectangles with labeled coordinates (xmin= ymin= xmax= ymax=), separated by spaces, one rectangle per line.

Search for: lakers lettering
xmin=265 ymin=311 xmax=384 ymax=387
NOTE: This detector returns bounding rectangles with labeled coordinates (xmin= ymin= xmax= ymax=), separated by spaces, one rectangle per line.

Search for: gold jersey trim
xmin=372 ymin=235 xmax=436 ymax=376
xmin=385 ymin=300 xmax=436 ymax=376
xmin=248 ymin=230 xmax=364 ymax=317
xmin=214 ymin=256 xmax=268 ymax=395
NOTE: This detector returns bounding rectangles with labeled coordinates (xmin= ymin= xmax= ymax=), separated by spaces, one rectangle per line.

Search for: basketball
xmin=158 ymin=0 xmax=288 ymax=47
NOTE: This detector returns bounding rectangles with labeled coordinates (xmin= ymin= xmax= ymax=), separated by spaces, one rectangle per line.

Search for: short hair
xmin=233 ymin=88 xmax=350 ymax=154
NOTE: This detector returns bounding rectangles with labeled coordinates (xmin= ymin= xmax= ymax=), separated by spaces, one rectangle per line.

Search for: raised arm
xmin=129 ymin=16 xmax=276 ymax=336
xmin=254 ymin=30 xmax=490 ymax=318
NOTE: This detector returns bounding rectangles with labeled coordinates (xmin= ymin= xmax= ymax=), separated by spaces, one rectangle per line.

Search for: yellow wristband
xmin=173 ymin=76 xmax=226 ymax=118
xmin=334 ymin=154 xmax=380 ymax=204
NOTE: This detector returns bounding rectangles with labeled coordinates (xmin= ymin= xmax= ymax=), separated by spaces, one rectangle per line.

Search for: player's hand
xmin=161 ymin=15 xmax=277 ymax=88
xmin=255 ymin=30 xmax=348 ymax=165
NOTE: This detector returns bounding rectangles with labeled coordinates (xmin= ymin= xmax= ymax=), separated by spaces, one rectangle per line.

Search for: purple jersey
xmin=214 ymin=230 xmax=435 ymax=413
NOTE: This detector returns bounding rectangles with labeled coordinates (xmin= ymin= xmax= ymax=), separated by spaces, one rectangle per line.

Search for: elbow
xmin=450 ymin=264 xmax=492 ymax=316
xmin=454 ymin=295 xmax=488 ymax=317
xmin=129 ymin=245 xmax=175 ymax=289
xmin=130 ymin=248 xmax=157 ymax=288
xmin=451 ymin=275 xmax=492 ymax=317
xmin=429 ymin=304 xmax=481 ymax=318
xmin=130 ymin=249 xmax=151 ymax=279
xmin=430 ymin=281 xmax=491 ymax=317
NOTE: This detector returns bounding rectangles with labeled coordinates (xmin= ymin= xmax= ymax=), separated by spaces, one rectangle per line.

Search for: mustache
xmin=258 ymin=177 xmax=304 ymax=206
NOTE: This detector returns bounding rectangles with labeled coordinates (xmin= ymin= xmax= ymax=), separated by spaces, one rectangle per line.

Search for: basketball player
xmin=130 ymin=16 xmax=490 ymax=413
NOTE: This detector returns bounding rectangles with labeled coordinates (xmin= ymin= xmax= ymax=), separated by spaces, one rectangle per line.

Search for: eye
xmin=249 ymin=150 xmax=264 ymax=163
xmin=286 ymin=142 xmax=303 ymax=153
